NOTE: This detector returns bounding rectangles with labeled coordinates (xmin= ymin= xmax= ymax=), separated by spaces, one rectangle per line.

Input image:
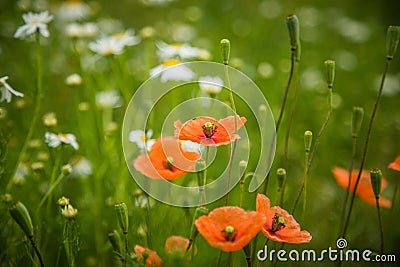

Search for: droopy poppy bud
xmin=9 ymin=201 xmax=34 ymax=238
xmin=370 ymin=168 xmax=383 ymax=199
xmin=277 ymin=168 xmax=286 ymax=192
xmin=220 ymin=39 xmax=230 ymax=65
xmin=114 ymin=202 xmax=129 ymax=234
xmin=189 ymin=206 xmax=208 ymax=247
xmin=324 ymin=60 xmax=335 ymax=88
xmin=386 ymin=25 xmax=400 ymax=59
xmin=351 ymin=107 xmax=364 ymax=138
xmin=304 ymin=131 xmax=313 ymax=153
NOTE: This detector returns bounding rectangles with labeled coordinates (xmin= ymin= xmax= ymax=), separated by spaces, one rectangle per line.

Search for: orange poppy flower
xmin=388 ymin=155 xmax=400 ymax=171
xmin=134 ymin=137 xmax=201 ymax=180
xmin=134 ymin=245 xmax=162 ymax=267
xmin=174 ymin=115 xmax=247 ymax=146
xmin=332 ymin=166 xmax=391 ymax=208
xmin=256 ymin=194 xmax=312 ymax=244
xmin=194 ymin=206 xmax=265 ymax=252
xmin=165 ymin=235 xmax=196 ymax=258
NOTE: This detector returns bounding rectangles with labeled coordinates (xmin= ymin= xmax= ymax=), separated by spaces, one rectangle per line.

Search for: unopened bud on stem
xmin=324 ymin=60 xmax=335 ymax=88
xmin=304 ymin=131 xmax=313 ymax=153
xmin=386 ymin=25 xmax=400 ymax=60
xmin=286 ymin=14 xmax=301 ymax=61
xmin=370 ymin=168 xmax=383 ymax=199
xmin=114 ymin=202 xmax=129 ymax=234
xmin=220 ymin=39 xmax=230 ymax=65
xmin=9 ymin=201 xmax=34 ymax=238
xmin=277 ymin=168 xmax=286 ymax=192
xmin=351 ymin=107 xmax=364 ymax=138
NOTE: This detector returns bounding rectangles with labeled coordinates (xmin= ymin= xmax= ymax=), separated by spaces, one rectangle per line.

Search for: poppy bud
xmin=9 ymin=201 xmax=34 ymax=238
xmin=304 ymin=131 xmax=313 ymax=153
xmin=114 ymin=202 xmax=129 ymax=234
xmin=386 ymin=25 xmax=400 ymax=59
xmin=239 ymin=160 xmax=247 ymax=181
xmin=108 ymin=229 xmax=122 ymax=255
xmin=351 ymin=106 xmax=364 ymax=138
xmin=196 ymin=159 xmax=206 ymax=187
xmin=220 ymin=39 xmax=230 ymax=65
xmin=370 ymin=168 xmax=383 ymax=199
xmin=2 ymin=193 xmax=12 ymax=204
xmin=286 ymin=14 xmax=301 ymax=61
xmin=324 ymin=59 xmax=335 ymax=88
xmin=277 ymin=168 xmax=286 ymax=192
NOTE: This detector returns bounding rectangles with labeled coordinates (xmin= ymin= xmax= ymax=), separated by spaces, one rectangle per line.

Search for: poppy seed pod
xmin=386 ymin=25 xmax=400 ymax=59
xmin=9 ymin=201 xmax=34 ymax=238
xmin=114 ymin=202 xmax=129 ymax=234
xmin=304 ymin=131 xmax=313 ymax=153
xmin=286 ymin=14 xmax=301 ymax=61
xmin=351 ymin=107 xmax=364 ymax=138
xmin=189 ymin=206 xmax=209 ymax=244
xmin=370 ymin=168 xmax=383 ymax=199
xmin=324 ymin=60 xmax=335 ymax=88
xmin=220 ymin=39 xmax=230 ymax=65
xmin=277 ymin=168 xmax=286 ymax=191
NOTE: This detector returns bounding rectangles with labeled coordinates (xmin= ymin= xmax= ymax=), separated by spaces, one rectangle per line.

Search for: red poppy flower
xmin=332 ymin=166 xmax=391 ymax=208
xmin=256 ymin=194 xmax=312 ymax=244
xmin=388 ymin=155 xmax=400 ymax=171
xmin=134 ymin=245 xmax=162 ymax=267
xmin=194 ymin=206 xmax=265 ymax=252
xmin=165 ymin=235 xmax=196 ymax=258
xmin=134 ymin=137 xmax=201 ymax=180
xmin=174 ymin=115 xmax=247 ymax=146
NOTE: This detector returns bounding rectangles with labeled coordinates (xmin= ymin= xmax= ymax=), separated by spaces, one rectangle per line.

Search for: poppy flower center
xmin=202 ymin=121 xmax=218 ymax=138
xmin=271 ymin=213 xmax=286 ymax=233
xmin=222 ymin=225 xmax=236 ymax=241
xmin=163 ymin=157 xmax=175 ymax=171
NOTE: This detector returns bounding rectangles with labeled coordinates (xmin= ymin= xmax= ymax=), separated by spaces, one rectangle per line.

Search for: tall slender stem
xmin=29 ymin=236 xmax=44 ymax=267
xmin=375 ymin=198 xmax=384 ymax=258
xmin=342 ymin=58 xmax=391 ymax=237
xmin=224 ymin=64 xmax=237 ymax=206
xmin=6 ymin=32 xmax=43 ymax=192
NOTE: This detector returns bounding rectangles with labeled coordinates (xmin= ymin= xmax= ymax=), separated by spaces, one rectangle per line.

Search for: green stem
xmin=338 ymin=136 xmax=357 ymax=236
xmin=375 ymin=198 xmax=384 ymax=259
xmin=342 ymin=58 xmax=391 ymax=238
xmin=301 ymin=150 xmax=310 ymax=220
xmin=38 ymin=170 xmax=66 ymax=208
xmin=124 ymin=233 xmax=128 ymax=266
xmin=29 ymin=236 xmax=44 ymax=267
xmin=6 ymin=32 xmax=43 ymax=192
xmin=145 ymin=193 xmax=152 ymax=248
xmin=216 ymin=250 xmax=223 ymax=267
xmin=224 ymin=63 xmax=237 ymax=206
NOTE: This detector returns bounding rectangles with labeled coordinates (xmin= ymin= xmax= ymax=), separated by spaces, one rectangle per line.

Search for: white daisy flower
xmin=89 ymin=37 xmax=124 ymax=56
xmin=69 ymin=155 xmax=92 ymax=178
xmin=198 ymin=76 xmax=224 ymax=95
xmin=156 ymin=41 xmax=202 ymax=60
xmin=57 ymin=0 xmax=91 ymax=21
xmin=150 ymin=59 xmax=195 ymax=83
xmin=45 ymin=132 xmax=79 ymax=150
xmin=181 ymin=140 xmax=205 ymax=154
xmin=14 ymin=11 xmax=53 ymax=39
xmin=111 ymin=29 xmax=141 ymax=47
xmin=65 ymin=22 xmax=98 ymax=38
xmin=129 ymin=129 xmax=155 ymax=152
xmin=0 ymin=76 xmax=24 ymax=103
xmin=95 ymin=90 xmax=123 ymax=109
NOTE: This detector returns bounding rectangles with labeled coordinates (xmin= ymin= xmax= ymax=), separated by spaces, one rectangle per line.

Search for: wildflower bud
xmin=2 ymin=193 xmax=12 ymax=203
xmin=140 ymin=26 xmax=155 ymax=39
xmin=9 ymin=201 xmax=34 ymax=238
xmin=108 ymin=230 xmax=122 ymax=255
xmin=62 ymin=204 xmax=78 ymax=219
xmin=304 ymin=130 xmax=313 ymax=153
xmin=220 ymin=39 xmax=230 ymax=65
xmin=42 ymin=112 xmax=57 ymax=127
xmin=15 ymin=99 xmax=26 ymax=109
xmin=78 ymin=102 xmax=90 ymax=112
xmin=351 ymin=106 xmax=364 ymax=138
xmin=62 ymin=164 xmax=73 ymax=175
xmin=386 ymin=25 xmax=400 ymax=59
xmin=324 ymin=60 xmax=335 ymax=88
xmin=114 ymin=202 xmax=129 ymax=234
xmin=58 ymin=196 xmax=70 ymax=208
xmin=277 ymin=168 xmax=286 ymax=192
xmin=0 ymin=108 xmax=7 ymax=120
xmin=286 ymin=14 xmax=301 ymax=61
xmin=31 ymin=162 xmax=45 ymax=172
xmin=370 ymin=168 xmax=383 ymax=199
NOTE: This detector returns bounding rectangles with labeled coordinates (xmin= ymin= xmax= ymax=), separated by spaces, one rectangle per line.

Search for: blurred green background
xmin=0 ymin=0 xmax=399 ymax=266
